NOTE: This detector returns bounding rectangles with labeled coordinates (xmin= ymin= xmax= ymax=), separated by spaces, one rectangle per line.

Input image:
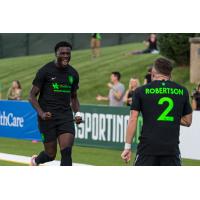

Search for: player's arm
xmin=121 ymin=87 xmax=141 ymax=163
xmin=28 ymin=85 xmax=52 ymax=120
xmin=181 ymin=90 xmax=193 ymax=127
xmin=71 ymin=91 xmax=82 ymax=124
xmin=71 ymin=91 xmax=80 ymax=113
xmin=121 ymin=110 xmax=139 ymax=163
xmin=126 ymin=110 xmax=139 ymax=143
xmin=70 ymin=72 xmax=82 ymax=124
xmin=180 ymin=113 xmax=192 ymax=127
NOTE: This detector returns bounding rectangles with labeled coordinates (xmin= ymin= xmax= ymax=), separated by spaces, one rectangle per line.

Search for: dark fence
xmin=0 ymin=33 xmax=149 ymax=58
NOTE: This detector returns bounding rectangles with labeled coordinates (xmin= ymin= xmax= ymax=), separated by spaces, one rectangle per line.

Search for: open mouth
xmin=62 ymin=59 xmax=69 ymax=65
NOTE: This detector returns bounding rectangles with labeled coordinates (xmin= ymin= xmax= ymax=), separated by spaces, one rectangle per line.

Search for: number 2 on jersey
xmin=157 ymin=97 xmax=174 ymax=122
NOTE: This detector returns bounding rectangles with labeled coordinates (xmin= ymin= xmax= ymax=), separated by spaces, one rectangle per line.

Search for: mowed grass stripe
xmin=0 ymin=138 xmax=199 ymax=166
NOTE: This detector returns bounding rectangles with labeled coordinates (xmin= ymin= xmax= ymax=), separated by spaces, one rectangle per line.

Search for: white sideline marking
xmin=0 ymin=153 xmax=92 ymax=166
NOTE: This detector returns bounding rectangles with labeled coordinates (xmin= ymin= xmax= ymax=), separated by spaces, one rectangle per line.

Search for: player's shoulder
xmin=134 ymin=84 xmax=147 ymax=95
xmin=38 ymin=61 xmax=54 ymax=72
xmin=145 ymin=80 xmax=187 ymax=90
xmin=163 ymin=80 xmax=189 ymax=97
xmin=168 ymin=81 xmax=189 ymax=92
xmin=68 ymin=65 xmax=79 ymax=76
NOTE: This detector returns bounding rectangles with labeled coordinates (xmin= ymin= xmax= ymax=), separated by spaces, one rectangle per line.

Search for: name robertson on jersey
xmin=145 ymin=87 xmax=184 ymax=96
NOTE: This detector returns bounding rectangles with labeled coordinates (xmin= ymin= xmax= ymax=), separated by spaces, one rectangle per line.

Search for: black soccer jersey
xmin=32 ymin=61 xmax=79 ymax=113
xmin=131 ymin=80 xmax=192 ymax=155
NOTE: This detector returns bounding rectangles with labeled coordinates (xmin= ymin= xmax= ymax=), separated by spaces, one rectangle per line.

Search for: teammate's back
xmin=121 ymin=57 xmax=192 ymax=166
xmin=132 ymin=80 xmax=192 ymax=155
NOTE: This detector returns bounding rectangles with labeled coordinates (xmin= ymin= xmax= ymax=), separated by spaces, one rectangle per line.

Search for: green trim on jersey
xmin=41 ymin=133 xmax=45 ymax=142
xmin=52 ymin=82 xmax=72 ymax=93
xmin=54 ymin=90 xmax=71 ymax=93
xmin=68 ymin=75 xmax=74 ymax=85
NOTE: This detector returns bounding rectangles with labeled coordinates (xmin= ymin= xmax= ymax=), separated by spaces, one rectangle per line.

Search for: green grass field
xmin=0 ymin=138 xmax=200 ymax=166
xmin=0 ymin=137 xmax=130 ymax=166
xmin=0 ymin=42 xmax=198 ymax=166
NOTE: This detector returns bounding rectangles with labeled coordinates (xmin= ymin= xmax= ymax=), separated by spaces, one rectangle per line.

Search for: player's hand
xmin=121 ymin=149 xmax=132 ymax=163
xmin=40 ymin=112 xmax=52 ymax=120
xmin=74 ymin=112 xmax=83 ymax=124
xmin=74 ymin=116 xmax=83 ymax=124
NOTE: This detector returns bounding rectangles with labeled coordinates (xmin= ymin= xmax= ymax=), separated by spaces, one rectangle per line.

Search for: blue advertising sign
xmin=0 ymin=100 xmax=41 ymax=140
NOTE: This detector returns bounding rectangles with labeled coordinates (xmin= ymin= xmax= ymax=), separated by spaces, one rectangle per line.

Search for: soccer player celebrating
xmin=29 ymin=41 xmax=82 ymax=166
xmin=121 ymin=58 xmax=192 ymax=166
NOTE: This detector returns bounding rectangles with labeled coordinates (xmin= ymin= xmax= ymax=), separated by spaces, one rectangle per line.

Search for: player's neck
xmin=54 ymin=60 xmax=68 ymax=69
xmin=153 ymin=74 xmax=170 ymax=81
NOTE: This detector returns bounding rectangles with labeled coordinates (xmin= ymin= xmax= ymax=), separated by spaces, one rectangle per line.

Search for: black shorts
xmin=134 ymin=154 xmax=181 ymax=166
xmin=38 ymin=113 xmax=75 ymax=143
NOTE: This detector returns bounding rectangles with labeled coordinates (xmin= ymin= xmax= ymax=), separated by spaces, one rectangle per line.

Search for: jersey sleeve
xmin=71 ymin=71 xmax=79 ymax=92
xmin=130 ymin=88 xmax=141 ymax=111
xmin=182 ymin=89 xmax=192 ymax=116
xmin=32 ymin=68 xmax=46 ymax=89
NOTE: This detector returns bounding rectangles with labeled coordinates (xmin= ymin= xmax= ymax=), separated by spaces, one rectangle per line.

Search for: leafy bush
xmin=158 ymin=33 xmax=197 ymax=66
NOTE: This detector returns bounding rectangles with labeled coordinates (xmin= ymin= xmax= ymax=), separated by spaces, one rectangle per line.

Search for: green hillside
xmin=0 ymin=42 xmax=195 ymax=104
